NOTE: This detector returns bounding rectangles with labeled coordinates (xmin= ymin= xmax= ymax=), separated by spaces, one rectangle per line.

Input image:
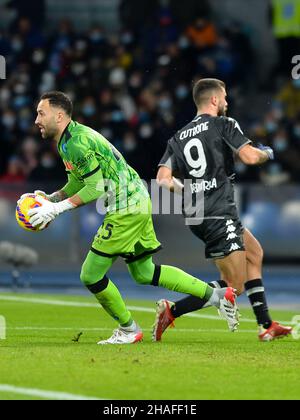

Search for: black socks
xmin=245 ymin=279 xmax=272 ymax=329
xmin=171 ymin=280 xmax=228 ymax=318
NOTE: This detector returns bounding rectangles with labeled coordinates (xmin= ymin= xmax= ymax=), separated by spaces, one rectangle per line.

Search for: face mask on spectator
xmin=82 ymin=105 xmax=96 ymax=117
xmin=111 ymin=110 xmax=124 ymax=123
xmin=159 ymin=97 xmax=172 ymax=111
xmin=235 ymin=161 xmax=247 ymax=174
xmin=292 ymin=79 xmax=300 ymax=89
xmin=139 ymin=124 xmax=153 ymax=139
xmin=268 ymin=163 xmax=282 ymax=175
xmin=0 ymin=88 xmax=11 ymax=102
xmin=32 ymin=49 xmax=45 ymax=64
xmin=14 ymin=96 xmax=29 ymax=109
xmin=19 ymin=118 xmax=31 ymax=131
xmin=121 ymin=32 xmax=133 ymax=45
xmin=124 ymin=136 xmax=137 ymax=152
xmin=90 ymin=31 xmax=104 ymax=43
xmin=14 ymin=84 xmax=26 ymax=95
xmin=273 ymin=137 xmax=288 ymax=152
xmin=175 ymin=85 xmax=188 ymax=100
xmin=265 ymin=121 xmax=278 ymax=133
xmin=11 ymin=38 xmax=23 ymax=52
xmin=2 ymin=114 xmax=16 ymax=129
xmin=41 ymin=157 xmax=56 ymax=169
xmin=293 ymin=126 xmax=300 ymax=138
xmin=178 ymin=36 xmax=189 ymax=49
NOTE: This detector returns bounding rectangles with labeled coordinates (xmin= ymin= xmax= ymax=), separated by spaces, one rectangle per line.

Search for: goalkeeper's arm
xmin=27 ymin=169 xmax=106 ymax=228
xmin=38 ymin=173 xmax=85 ymax=203
xmin=42 ymin=169 xmax=104 ymax=208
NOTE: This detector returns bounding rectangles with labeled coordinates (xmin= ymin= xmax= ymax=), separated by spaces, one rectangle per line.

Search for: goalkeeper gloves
xmin=18 ymin=190 xmax=49 ymax=205
xmin=257 ymin=143 xmax=274 ymax=160
xmin=28 ymin=197 xmax=76 ymax=230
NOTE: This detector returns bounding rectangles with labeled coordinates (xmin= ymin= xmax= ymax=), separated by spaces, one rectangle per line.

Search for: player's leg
xmin=244 ymin=228 xmax=292 ymax=341
xmin=127 ymin=255 xmax=238 ymax=339
xmin=127 ymin=208 xmax=219 ymax=300
xmin=152 ymin=218 xmax=243 ymax=339
xmin=80 ymin=251 xmax=143 ymax=344
xmin=169 ymin=218 xmax=245 ymax=316
xmin=128 ymin=254 xmax=211 ymax=299
xmin=214 ymin=250 xmax=247 ymax=295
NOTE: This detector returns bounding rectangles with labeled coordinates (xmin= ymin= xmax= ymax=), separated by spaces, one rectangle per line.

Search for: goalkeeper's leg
xmin=80 ymin=252 xmax=143 ymax=344
xmin=127 ymin=256 xmax=238 ymax=333
xmin=128 ymin=255 xmax=212 ymax=299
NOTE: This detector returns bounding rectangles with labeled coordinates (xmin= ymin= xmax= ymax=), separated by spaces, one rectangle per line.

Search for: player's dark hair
xmin=193 ymin=78 xmax=226 ymax=108
xmin=40 ymin=91 xmax=73 ymax=117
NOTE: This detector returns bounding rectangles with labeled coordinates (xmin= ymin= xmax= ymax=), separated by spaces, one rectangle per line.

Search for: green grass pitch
xmin=0 ymin=292 xmax=299 ymax=400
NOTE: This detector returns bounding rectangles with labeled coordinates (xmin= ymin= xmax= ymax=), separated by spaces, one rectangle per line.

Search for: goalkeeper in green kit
xmin=22 ymin=91 xmax=238 ymax=344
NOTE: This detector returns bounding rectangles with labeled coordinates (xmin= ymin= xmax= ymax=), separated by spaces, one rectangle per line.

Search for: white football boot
xmin=97 ymin=321 xmax=143 ymax=345
xmin=216 ymin=287 xmax=239 ymax=332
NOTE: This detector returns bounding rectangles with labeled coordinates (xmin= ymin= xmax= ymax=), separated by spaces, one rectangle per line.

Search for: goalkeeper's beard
xmin=41 ymin=126 xmax=59 ymax=140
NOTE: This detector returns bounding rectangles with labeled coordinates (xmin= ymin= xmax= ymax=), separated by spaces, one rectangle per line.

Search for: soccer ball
xmin=16 ymin=194 xmax=48 ymax=232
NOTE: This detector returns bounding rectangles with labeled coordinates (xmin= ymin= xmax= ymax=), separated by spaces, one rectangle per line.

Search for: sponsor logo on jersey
xmin=190 ymin=178 xmax=217 ymax=193
xmin=229 ymin=243 xmax=241 ymax=252
xmin=64 ymin=161 xmax=74 ymax=171
xmin=180 ymin=122 xmax=209 ymax=140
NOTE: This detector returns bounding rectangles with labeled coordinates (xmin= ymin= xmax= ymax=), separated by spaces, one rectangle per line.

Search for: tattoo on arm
xmin=48 ymin=191 xmax=68 ymax=203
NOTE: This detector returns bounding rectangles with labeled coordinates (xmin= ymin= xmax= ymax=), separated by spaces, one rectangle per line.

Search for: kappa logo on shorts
xmin=226 ymin=220 xmax=234 ymax=226
xmin=229 ymin=243 xmax=241 ymax=252
xmin=226 ymin=232 xmax=238 ymax=241
xmin=226 ymin=225 xmax=236 ymax=234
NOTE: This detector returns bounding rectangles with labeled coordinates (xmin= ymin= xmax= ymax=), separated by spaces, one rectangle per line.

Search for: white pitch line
xmin=0 ymin=295 xmax=292 ymax=325
xmin=0 ymin=384 xmax=105 ymax=400
xmin=7 ymin=326 xmax=258 ymax=334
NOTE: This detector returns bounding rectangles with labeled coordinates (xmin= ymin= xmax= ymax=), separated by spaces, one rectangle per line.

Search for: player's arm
xmin=238 ymin=144 xmax=273 ymax=165
xmin=28 ymin=139 xmax=105 ymax=228
xmin=157 ymin=166 xmax=184 ymax=193
xmin=157 ymin=140 xmax=183 ymax=194
xmin=21 ymin=172 xmax=84 ymax=203
xmin=218 ymin=117 xmax=274 ymax=166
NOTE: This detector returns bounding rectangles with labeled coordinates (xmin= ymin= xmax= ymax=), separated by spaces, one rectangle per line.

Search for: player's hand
xmin=17 ymin=191 xmax=48 ymax=205
xmin=33 ymin=190 xmax=49 ymax=199
xmin=28 ymin=197 xmax=59 ymax=229
xmin=257 ymin=143 xmax=274 ymax=160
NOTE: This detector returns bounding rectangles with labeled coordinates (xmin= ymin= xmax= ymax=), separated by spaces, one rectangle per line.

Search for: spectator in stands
xmin=0 ymin=156 xmax=26 ymax=183
xmin=0 ymin=12 xmax=298 ymax=186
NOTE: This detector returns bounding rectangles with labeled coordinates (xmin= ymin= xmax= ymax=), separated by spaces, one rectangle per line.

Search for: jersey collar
xmin=58 ymin=120 xmax=73 ymax=147
xmin=192 ymin=114 xmax=211 ymax=122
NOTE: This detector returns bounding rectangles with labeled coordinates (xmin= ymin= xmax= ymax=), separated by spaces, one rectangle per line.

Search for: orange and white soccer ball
xmin=16 ymin=194 xmax=48 ymax=232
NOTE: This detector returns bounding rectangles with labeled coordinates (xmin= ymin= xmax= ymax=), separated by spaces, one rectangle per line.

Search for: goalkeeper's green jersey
xmin=58 ymin=120 xmax=149 ymax=212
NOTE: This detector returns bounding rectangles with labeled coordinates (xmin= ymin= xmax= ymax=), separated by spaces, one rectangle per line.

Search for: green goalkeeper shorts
xmin=91 ymin=198 xmax=162 ymax=263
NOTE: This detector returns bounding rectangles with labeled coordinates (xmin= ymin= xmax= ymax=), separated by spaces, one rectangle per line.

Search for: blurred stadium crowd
xmin=0 ymin=0 xmax=300 ymax=187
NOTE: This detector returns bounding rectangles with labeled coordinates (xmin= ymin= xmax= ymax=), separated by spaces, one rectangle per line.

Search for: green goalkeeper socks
xmin=94 ymin=280 xmax=133 ymax=327
xmin=159 ymin=265 xmax=213 ymax=300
